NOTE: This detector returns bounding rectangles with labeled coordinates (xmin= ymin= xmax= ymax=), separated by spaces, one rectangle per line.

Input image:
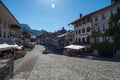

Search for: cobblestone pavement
xmin=11 ymin=45 xmax=45 ymax=80
xmin=11 ymin=45 xmax=120 ymax=80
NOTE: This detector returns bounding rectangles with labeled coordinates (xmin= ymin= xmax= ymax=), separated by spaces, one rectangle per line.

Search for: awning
xmin=64 ymin=45 xmax=86 ymax=50
xmin=10 ymin=44 xmax=23 ymax=49
xmin=0 ymin=43 xmax=11 ymax=51
xmin=17 ymin=46 xmax=23 ymax=49
xmin=0 ymin=43 xmax=22 ymax=51
xmin=0 ymin=38 xmax=17 ymax=51
xmin=10 ymin=44 xmax=19 ymax=48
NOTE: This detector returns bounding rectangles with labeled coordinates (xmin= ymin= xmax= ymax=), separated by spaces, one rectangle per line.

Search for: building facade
xmin=0 ymin=1 xmax=20 ymax=79
xmin=69 ymin=1 xmax=120 ymax=45
xmin=69 ymin=15 xmax=92 ymax=46
xmin=91 ymin=1 xmax=120 ymax=43
xmin=0 ymin=1 xmax=21 ymax=47
xmin=65 ymin=30 xmax=74 ymax=45
xmin=0 ymin=1 xmax=19 ymax=40
xmin=10 ymin=25 xmax=24 ymax=45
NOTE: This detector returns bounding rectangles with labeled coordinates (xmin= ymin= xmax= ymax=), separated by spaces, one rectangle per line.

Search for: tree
xmin=106 ymin=8 xmax=120 ymax=50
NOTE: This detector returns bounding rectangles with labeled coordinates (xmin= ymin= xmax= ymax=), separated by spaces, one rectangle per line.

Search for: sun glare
xmin=51 ymin=3 xmax=55 ymax=8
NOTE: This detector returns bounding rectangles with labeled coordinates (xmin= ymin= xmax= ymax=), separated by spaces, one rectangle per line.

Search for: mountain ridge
xmin=20 ymin=24 xmax=47 ymax=36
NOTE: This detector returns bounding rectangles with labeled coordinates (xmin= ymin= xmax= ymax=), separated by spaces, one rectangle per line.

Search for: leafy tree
xmin=91 ymin=42 xmax=113 ymax=57
xmin=106 ymin=8 xmax=120 ymax=50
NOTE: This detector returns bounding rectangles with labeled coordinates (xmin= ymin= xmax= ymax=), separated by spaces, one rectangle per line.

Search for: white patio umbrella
xmin=0 ymin=43 xmax=11 ymax=51
xmin=17 ymin=46 xmax=23 ymax=49
xmin=10 ymin=44 xmax=19 ymax=48
xmin=64 ymin=45 xmax=86 ymax=50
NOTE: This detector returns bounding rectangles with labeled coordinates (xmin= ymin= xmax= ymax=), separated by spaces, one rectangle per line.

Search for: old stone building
xmin=69 ymin=0 xmax=120 ymax=45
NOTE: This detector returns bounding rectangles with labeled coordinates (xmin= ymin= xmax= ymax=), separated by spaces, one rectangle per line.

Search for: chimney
xmin=80 ymin=14 xmax=82 ymax=18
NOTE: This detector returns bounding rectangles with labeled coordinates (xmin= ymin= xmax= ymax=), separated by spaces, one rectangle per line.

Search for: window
xmin=102 ymin=23 xmax=108 ymax=31
xmin=76 ymin=31 xmax=78 ymax=34
xmin=102 ymin=13 xmax=106 ymax=20
xmin=95 ymin=16 xmax=98 ymax=21
xmin=8 ymin=32 xmax=9 ymax=38
xmin=79 ymin=29 xmax=81 ymax=34
xmin=4 ymin=31 xmax=6 ymax=38
xmin=82 ymin=38 xmax=85 ymax=42
xmin=87 ymin=27 xmax=90 ymax=32
xmin=79 ymin=38 xmax=81 ymax=42
xmin=0 ymin=27 xmax=1 ymax=37
xmin=105 ymin=23 xmax=109 ymax=30
xmin=82 ymin=28 xmax=85 ymax=33
xmin=103 ymin=24 xmax=105 ymax=31
xmin=111 ymin=9 xmax=117 ymax=15
xmin=76 ymin=38 xmax=78 ymax=42
xmin=98 ymin=25 xmax=100 ymax=31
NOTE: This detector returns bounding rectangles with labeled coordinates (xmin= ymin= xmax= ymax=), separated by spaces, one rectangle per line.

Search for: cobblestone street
xmin=11 ymin=45 xmax=120 ymax=80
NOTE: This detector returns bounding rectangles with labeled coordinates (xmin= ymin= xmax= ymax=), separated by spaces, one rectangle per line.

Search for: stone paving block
xmin=12 ymin=45 xmax=120 ymax=80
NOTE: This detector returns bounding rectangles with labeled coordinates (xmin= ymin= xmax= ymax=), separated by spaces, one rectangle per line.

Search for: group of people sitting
xmin=0 ymin=50 xmax=13 ymax=60
xmin=63 ymin=49 xmax=85 ymax=57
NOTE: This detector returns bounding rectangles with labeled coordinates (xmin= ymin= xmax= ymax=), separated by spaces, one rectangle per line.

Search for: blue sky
xmin=2 ymin=0 xmax=111 ymax=32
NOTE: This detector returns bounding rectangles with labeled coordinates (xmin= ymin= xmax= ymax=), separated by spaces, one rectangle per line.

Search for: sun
xmin=51 ymin=3 xmax=55 ymax=8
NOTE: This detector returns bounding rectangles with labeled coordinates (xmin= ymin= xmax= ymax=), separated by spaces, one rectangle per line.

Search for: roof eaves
xmin=0 ymin=1 xmax=20 ymax=25
xmin=68 ymin=1 xmax=120 ymax=25
xmin=68 ymin=14 xmax=91 ymax=25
